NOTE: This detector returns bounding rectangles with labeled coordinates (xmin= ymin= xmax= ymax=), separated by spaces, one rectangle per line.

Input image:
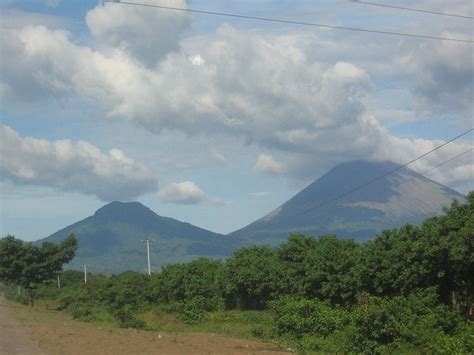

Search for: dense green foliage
xmin=0 ymin=234 xmax=77 ymax=304
xmin=1 ymin=193 xmax=472 ymax=353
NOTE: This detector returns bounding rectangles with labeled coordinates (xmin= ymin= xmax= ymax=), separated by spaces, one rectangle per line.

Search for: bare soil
xmin=0 ymin=298 xmax=45 ymax=354
xmin=0 ymin=298 xmax=290 ymax=355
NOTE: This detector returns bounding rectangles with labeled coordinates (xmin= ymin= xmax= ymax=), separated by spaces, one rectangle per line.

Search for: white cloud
xmin=423 ymin=151 xmax=474 ymax=192
xmin=190 ymin=54 xmax=205 ymax=66
xmin=158 ymin=181 xmax=217 ymax=205
xmin=397 ymin=33 xmax=473 ymax=117
xmin=0 ymin=25 xmax=82 ymax=101
xmin=85 ymin=0 xmax=190 ymax=66
xmin=255 ymin=154 xmax=287 ymax=175
xmin=0 ymin=8 xmax=472 ymax=190
xmin=0 ymin=125 xmax=158 ymax=200
xmin=0 ymin=23 xmax=371 ymax=139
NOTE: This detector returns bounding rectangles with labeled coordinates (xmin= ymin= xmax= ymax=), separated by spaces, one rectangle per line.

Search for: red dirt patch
xmin=5 ymin=300 xmax=291 ymax=354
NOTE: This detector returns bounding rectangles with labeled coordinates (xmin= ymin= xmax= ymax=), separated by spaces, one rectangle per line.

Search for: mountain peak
xmin=93 ymin=201 xmax=159 ymax=224
xmin=285 ymin=160 xmax=407 ymax=209
xmin=39 ymin=201 xmax=228 ymax=273
xmin=320 ymin=160 xmax=410 ymax=188
xmin=328 ymin=160 xmax=400 ymax=173
xmin=229 ymin=159 xmax=464 ymax=243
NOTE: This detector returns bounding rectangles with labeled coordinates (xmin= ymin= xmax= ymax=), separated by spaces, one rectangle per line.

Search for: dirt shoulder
xmin=0 ymin=298 xmax=290 ymax=355
xmin=0 ymin=297 xmax=46 ymax=354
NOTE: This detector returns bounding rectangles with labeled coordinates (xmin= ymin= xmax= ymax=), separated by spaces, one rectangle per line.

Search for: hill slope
xmin=37 ymin=202 xmax=234 ymax=273
xmin=38 ymin=161 xmax=465 ymax=273
xmin=229 ymin=160 xmax=464 ymax=245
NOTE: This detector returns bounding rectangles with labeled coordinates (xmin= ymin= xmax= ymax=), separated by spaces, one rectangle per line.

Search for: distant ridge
xmin=228 ymin=160 xmax=464 ymax=245
xmin=37 ymin=201 xmax=234 ymax=274
xmin=38 ymin=161 xmax=465 ymax=273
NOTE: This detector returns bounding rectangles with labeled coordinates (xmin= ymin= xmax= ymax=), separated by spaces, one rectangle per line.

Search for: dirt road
xmin=0 ymin=297 xmax=45 ymax=354
xmin=0 ymin=297 xmax=290 ymax=354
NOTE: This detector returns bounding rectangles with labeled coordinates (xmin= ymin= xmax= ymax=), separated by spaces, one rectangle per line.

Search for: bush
xmin=56 ymin=286 xmax=105 ymax=322
xmin=269 ymin=290 xmax=471 ymax=354
xmin=156 ymin=259 xmax=225 ymax=308
xmin=342 ymin=290 xmax=467 ymax=354
xmin=56 ymin=286 xmax=90 ymax=311
xmin=96 ymin=272 xmax=153 ymax=314
xmin=112 ymin=305 xmax=149 ymax=329
xmin=176 ymin=302 xmax=208 ymax=325
xmin=270 ymin=296 xmax=348 ymax=338
xmin=224 ymin=246 xmax=281 ymax=310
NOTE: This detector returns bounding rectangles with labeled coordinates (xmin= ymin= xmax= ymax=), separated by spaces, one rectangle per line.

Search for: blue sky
xmin=0 ymin=0 xmax=472 ymax=241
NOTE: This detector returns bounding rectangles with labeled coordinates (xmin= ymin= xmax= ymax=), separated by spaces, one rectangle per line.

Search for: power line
xmin=386 ymin=148 xmax=474 ymax=193
xmin=420 ymin=148 xmax=473 ymax=175
xmin=334 ymin=147 xmax=474 ymax=225
xmin=294 ymin=128 xmax=473 ymax=217
xmin=350 ymin=1 xmax=473 ymax=20
xmin=107 ymin=1 xmax=474 ymax=43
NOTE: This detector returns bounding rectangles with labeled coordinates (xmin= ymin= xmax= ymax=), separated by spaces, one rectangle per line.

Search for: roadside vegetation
xmin=1 ymin=192 xmax=473 ymax=353
xmin=0 ymin=233 xmax=77 ymax=306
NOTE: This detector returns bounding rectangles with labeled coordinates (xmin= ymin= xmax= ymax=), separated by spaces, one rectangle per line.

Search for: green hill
xmin=38 ymin=161 xmax=465 ymax=274
xmin=37 ymin=201 xmax=235 ymax=274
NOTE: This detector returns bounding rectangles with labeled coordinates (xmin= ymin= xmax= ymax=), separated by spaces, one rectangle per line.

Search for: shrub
xmin=112 ymin=305 xmax=149 ymax=329
xmin=270 ymin=296 xmax=348 ymax=338
xmin=176 ymin=302 xmax=207 ymax=325
xmin=343 ymin=290 xmax=467 ymax=354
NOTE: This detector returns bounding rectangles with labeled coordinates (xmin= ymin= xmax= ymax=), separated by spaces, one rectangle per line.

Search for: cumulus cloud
xmin=423 ymin=151 xmax=473 ymax=192
xmin=0 ymin=25 xmax=83 ymax=101
xmin=85 ymin=0 xmax=190 ymax=67
xmin=255 ymin=154 xmax=287 ymax=175
xmin=0 ymin=23 xmax=370 ymax=137
xmin=0 ymin=125 xmax=158 ymax=200
xmin=190 ymin=54 xmax=205 ymax=66
xmin=0 ymin=6 xmax=472 ymax=189
xmin=158 ymin=181 xmax=223 ymax=205
xmin=398 ymin=34 xmax=473 ymax=116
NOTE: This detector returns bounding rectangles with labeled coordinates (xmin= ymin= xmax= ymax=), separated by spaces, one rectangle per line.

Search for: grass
xmin=140 ymin=309 xmax=277 ymax=340
xmin=2 ymin=284 xmax=288 ymax=350
xmin=6 ymin=298 xmax=293 ymax=353
xmin=138 ymin=308 xmax=295 ymax=352
xmin=9 ymin=291 xmax=281 ymax=343
xmin=4 ymin=297 xmax=119 ymax=331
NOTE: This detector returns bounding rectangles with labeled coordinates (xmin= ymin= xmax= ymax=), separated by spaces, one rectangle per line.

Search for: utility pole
xmin=84 ymin=264 xmax=87 ymax=284
xmin=141 ymin=239 xmax=155 ymax=275
xmin=57 ymin=274 xmax=61 ymax=289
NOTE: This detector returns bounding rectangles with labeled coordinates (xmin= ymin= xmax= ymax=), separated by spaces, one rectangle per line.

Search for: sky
xmin=0 ymin=0 xmax=473 ymax=241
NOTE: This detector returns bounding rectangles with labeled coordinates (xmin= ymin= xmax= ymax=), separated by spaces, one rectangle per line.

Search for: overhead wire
xmin=104 ymin=0 xmax=473 ymax=219
xmin=349 ymin=1 xmax=473 ymax=20
xmin=419 ymin=148 xmax=473 ymax=176
xmin=379 ymin=148 xmax=474 ymax=195
xmin=107 ymin=1 xmax=473 ymax=43
xmin=292 ymin=128 xmax=473 ymax=218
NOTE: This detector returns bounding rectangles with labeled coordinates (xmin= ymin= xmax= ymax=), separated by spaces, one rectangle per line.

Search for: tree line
xmin=1 ymin=192 xmax=473 ymax=353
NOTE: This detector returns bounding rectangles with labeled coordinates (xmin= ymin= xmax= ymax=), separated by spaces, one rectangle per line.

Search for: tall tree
xmin=279 ymin=234 xmax=362 ymax=305
xmin=224 ymin=245 xmax=281 ymax=309
xmin=361 ymin=193 xmax=473 ymax=315
xmin=0 ymin=234 xmax=78 ymax=305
